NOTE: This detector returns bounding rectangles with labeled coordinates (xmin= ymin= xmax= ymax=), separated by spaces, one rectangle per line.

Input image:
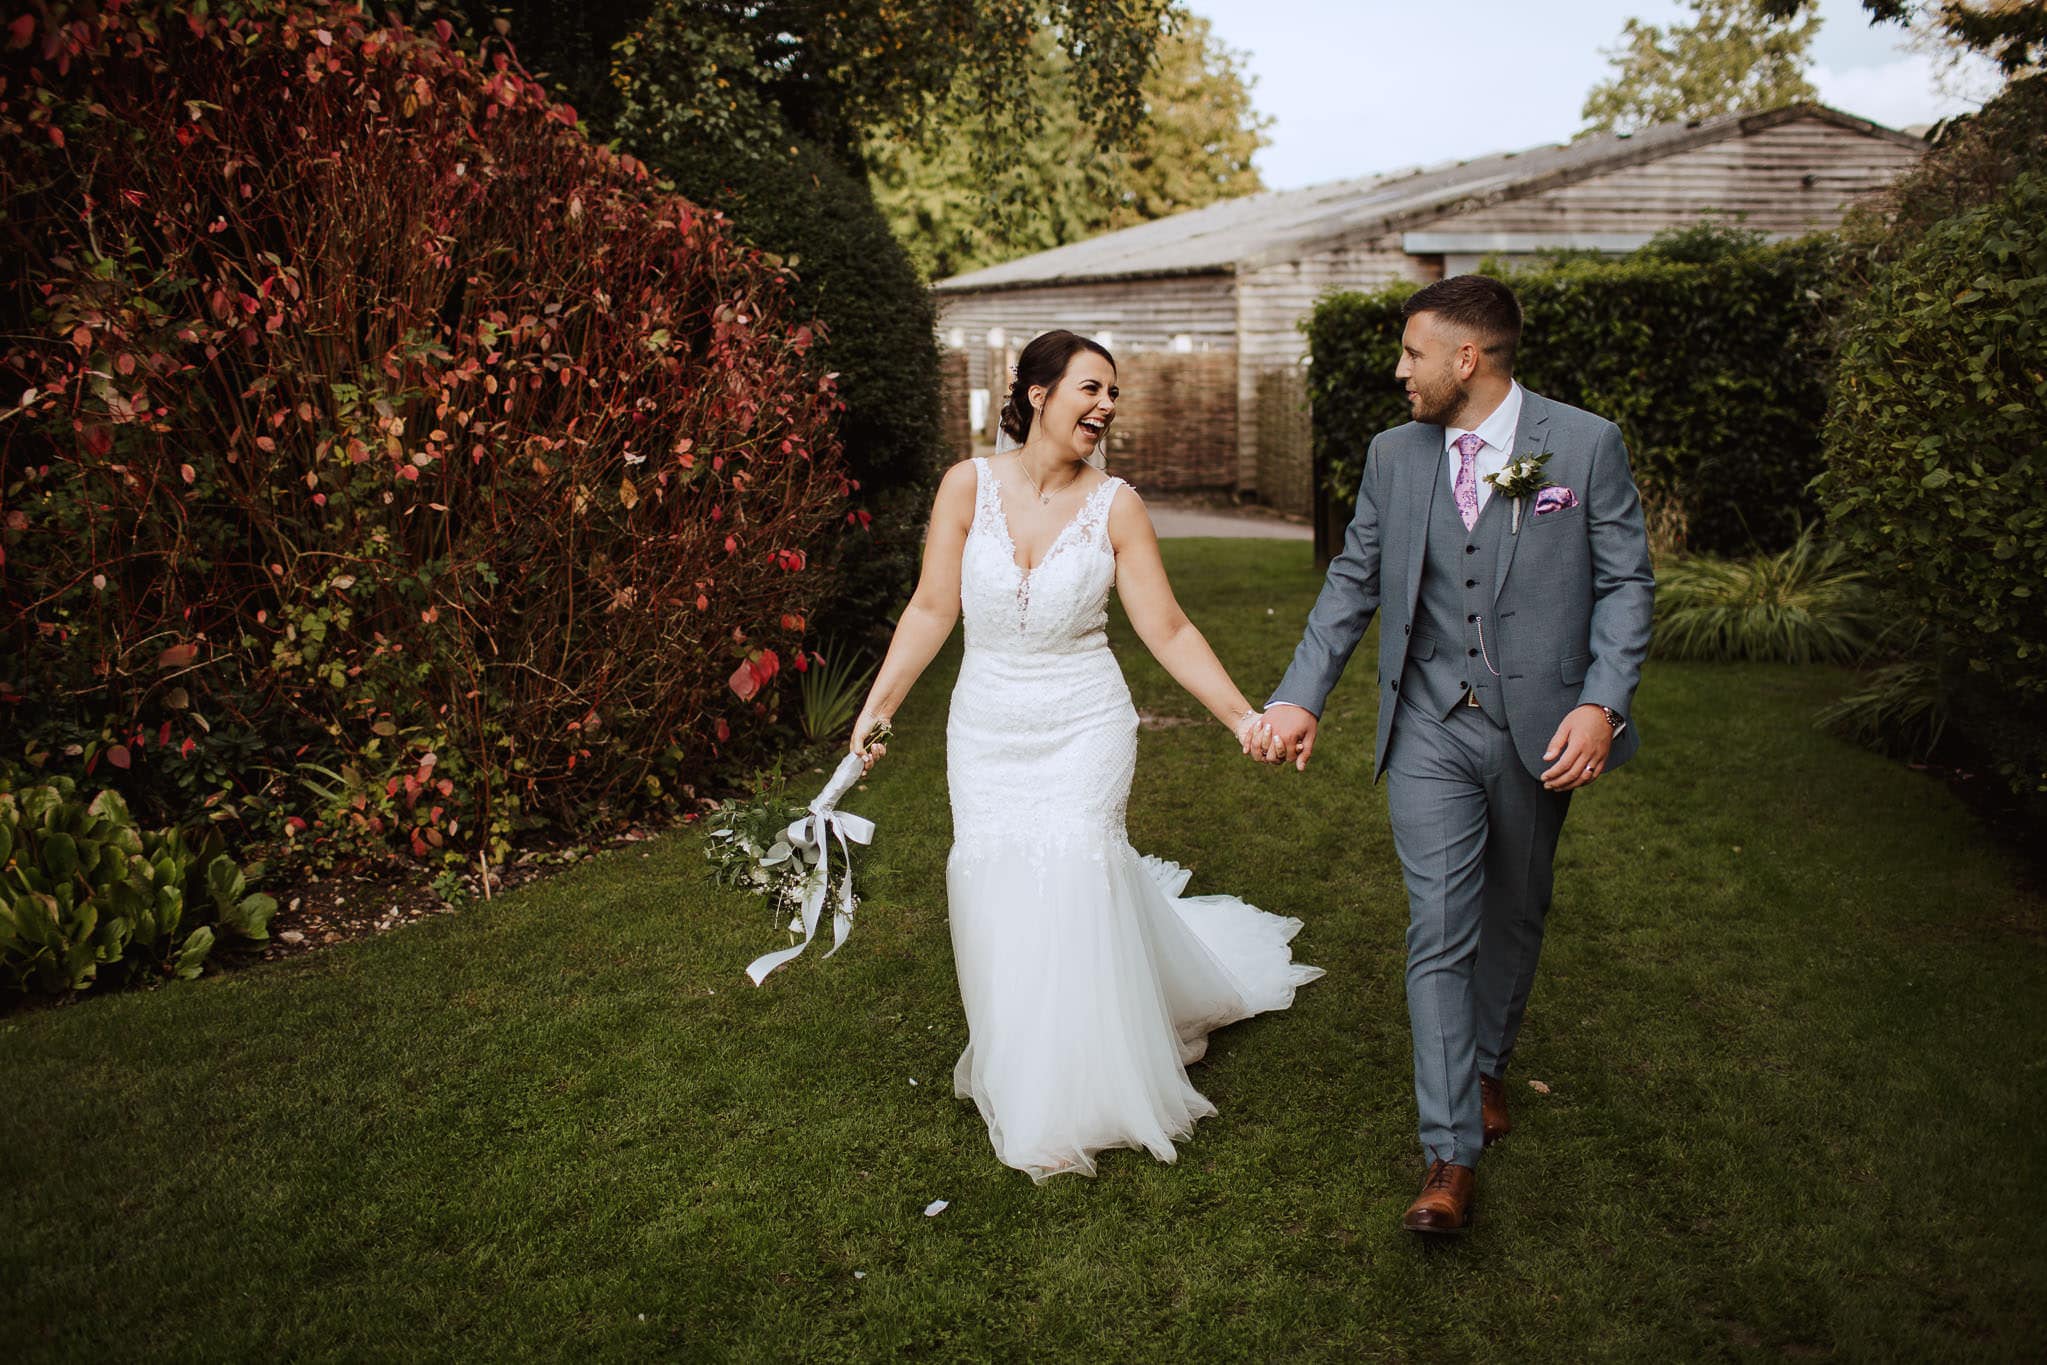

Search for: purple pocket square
xmin=1533 ymin=486 xmax=1580 ymax=515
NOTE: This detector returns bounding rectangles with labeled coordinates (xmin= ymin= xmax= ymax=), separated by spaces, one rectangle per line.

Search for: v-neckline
xmin=987 ymin=462 xmax=1105 ymax=576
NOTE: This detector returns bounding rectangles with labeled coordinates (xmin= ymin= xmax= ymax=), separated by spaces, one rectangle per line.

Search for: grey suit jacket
xmin=1271 ymin=389 xmax=1655 ymax=782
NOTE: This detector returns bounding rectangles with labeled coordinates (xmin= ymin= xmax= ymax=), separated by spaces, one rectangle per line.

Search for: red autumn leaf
xmin=106 ymin=745 xmax=131 ymax=770
xmin=158 ymin=643 xmax=198 ymax=669
xmin=714 ymin=718 xmax=731 ymax=743
xmin=6 ymin=14 xmax=34 ymax=49
xmin=780 ymin=613 xmax=804 ymax=632
xmin=180 ymin=737 xmax=197 ymax=758
xmin=180 ymin=463 xmax=196 ymax=484
xmin=728 ymin=658 xmax=760 ymax=702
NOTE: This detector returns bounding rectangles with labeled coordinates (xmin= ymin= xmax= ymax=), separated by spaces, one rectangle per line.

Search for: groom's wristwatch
xmin=1598 ymin=705 xmax=1627 ymax=739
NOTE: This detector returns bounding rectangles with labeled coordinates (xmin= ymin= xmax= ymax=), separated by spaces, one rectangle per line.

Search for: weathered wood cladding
xmin=1413 ymin=117 xmax=1921 ymax=241
xmin=932 ymin=274 xmax=1238 ymax=396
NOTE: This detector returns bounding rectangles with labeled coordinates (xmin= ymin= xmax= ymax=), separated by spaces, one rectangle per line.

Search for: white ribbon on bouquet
xmin=744 ymin=752 xmax=874 ymax=986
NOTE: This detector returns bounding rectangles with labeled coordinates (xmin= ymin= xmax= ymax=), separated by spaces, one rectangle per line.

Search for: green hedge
xmin=1306 ymin=240 xmax=1840 ymax=556
xmin=1818 ymin=170 xmax=2047 ymax=797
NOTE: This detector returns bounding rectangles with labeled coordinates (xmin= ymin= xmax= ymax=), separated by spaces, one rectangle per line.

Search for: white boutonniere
xmin=1484 ymin=452 xmax=1557 ymax=532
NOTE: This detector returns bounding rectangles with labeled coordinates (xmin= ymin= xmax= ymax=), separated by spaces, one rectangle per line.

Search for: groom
xmin=1257 ymin=274 xmax=1653 ymax=1234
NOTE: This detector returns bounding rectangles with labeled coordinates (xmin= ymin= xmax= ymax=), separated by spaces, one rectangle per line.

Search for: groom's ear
xmin=1454 ymin=338 xmax=1481 ymax=381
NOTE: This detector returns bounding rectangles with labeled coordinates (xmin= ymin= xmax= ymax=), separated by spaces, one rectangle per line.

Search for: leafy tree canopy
xmin=1581 ymin=0 xmax=1820 ymax=135
xmin=1761 ymin=0 xmax=2046 ymax=75
xmin=422 ymin=2 xmax=1177 ymax=170
xmin=865 ymin=12 xmax=1270 ymax=280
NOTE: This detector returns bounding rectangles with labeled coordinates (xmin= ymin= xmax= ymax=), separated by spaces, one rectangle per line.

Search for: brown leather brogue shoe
xmin=1480 ymin=1072 xmax=1510 ymax=1147
xmin=1401 ymin=1160 xmax=1476 ymax=1234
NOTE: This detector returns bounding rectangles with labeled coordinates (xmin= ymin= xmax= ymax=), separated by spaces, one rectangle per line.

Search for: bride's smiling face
xmin=1030 ymin=353 xmax=1118 ymax=462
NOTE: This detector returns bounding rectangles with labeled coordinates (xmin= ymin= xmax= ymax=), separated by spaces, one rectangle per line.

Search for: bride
xmin=849 ymin=329 xmax=1323 ymax=1183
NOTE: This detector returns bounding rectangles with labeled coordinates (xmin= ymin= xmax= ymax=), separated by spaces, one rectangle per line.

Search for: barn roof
xmin=932 ymin=104 xmax=1917 ymax=294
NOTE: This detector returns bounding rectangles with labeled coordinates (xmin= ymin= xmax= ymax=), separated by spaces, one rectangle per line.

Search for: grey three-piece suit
xmin=1272 ymin=388 xmax=1655 ymax=1168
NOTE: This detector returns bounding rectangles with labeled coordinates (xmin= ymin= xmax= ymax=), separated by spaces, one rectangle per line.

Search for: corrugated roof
xmin=933 ymin=104 xmax=1915 ymax=293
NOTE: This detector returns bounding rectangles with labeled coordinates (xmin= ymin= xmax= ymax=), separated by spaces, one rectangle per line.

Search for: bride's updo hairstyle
xmin=998 ymin=330 xmax=1116 ymax=445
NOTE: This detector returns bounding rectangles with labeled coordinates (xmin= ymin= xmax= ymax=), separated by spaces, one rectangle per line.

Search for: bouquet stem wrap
xmin=745 ymin=753 xmax=874 ymax=985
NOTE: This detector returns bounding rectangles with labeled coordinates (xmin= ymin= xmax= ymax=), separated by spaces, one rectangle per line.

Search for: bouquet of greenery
xmin=703 ymin=788 xmax=826 ymax=935
xmin=707 ymin=743 xmax=883 ymax=984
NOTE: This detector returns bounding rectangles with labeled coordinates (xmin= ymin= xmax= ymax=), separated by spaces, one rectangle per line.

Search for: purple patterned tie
xmin=1452 ymin=432 xmax=1484 ymax=531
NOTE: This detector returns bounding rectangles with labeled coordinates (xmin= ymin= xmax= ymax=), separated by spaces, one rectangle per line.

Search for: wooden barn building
xmin=931 ymin=103 xmax=1924 ymax=511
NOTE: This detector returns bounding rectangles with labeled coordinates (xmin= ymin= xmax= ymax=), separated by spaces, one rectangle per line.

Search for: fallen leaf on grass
xmin=923 ymin=1200 xmax=948 ymax=1217
xmin=1527 ymin=1079 xmax=1551 ymax=1095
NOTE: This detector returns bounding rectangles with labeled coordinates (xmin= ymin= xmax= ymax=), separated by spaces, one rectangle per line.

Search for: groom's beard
xmin=1409 ymin=373 xmax=1467 ymax=427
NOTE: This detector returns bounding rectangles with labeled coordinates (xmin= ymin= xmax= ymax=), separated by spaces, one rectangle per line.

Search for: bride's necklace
xmin=1017 ymin=452 xmax=1078 ymax=506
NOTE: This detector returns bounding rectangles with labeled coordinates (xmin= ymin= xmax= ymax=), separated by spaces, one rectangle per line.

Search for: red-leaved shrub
xmin=0 ymin=1 xmax=848 ymax=864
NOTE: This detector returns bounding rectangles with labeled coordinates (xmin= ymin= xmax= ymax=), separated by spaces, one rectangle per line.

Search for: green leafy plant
xmin=1651 ymin=528 xmax=1881 ymax=664
xmin=797 ymin=644 xmax=878 ymax=743
xmin=0 ymin=780 xmax=274 ymax=998
xmin=1817 ymin=167 xmax=2047 ymax=794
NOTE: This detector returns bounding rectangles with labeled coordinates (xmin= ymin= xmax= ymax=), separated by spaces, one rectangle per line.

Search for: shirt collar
xmin=1444 ymin=381 xmax=1524 ymax=455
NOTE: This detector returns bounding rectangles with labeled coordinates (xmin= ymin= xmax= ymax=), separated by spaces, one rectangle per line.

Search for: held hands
xmin=1245 ymin=704 xmax=1317 ymax=772
xmin=1541 ymin=704 xmax=1615 ymax=791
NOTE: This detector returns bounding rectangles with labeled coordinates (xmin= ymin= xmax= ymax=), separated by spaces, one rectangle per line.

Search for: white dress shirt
xmin=1443 ymin=381 xmax=1524 ymax=514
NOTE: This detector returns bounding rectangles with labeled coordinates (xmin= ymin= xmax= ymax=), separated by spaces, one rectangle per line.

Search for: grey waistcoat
xmin=1402 ymin=462 xmax=1511 ymax=725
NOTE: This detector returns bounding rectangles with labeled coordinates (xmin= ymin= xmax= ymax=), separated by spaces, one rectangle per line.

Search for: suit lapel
xmin=1404 ymin=425 xmax=1438 ymax=624
xmin=1493 ymin=390 xmax=1553 ymax=603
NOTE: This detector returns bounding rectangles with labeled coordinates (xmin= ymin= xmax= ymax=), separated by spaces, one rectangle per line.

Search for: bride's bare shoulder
xmin=930 ymin=458 xmax=980 ymax=524
xmin=1105 ymin=478 xmax=1155 ymax=545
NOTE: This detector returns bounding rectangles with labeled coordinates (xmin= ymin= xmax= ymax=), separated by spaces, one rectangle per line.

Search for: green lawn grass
xmin=4 ymin=540 xmax=2041 ymax=1360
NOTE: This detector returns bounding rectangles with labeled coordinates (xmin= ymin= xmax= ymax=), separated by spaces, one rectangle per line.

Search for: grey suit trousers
xmin=1385 ymin=696 xmax=1570 ymax=1168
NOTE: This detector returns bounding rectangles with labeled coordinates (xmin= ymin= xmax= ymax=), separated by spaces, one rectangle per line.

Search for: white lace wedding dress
xmin=946 ymin=456 xmax=1324 ymax=1182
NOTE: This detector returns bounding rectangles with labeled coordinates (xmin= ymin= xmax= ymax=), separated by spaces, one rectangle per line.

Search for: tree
xmin=1581 ymin=0 xmax=1820 ymax=135
xmin=1761 ymin=0 xmax=2047 ymax=76
xmin=866 ymin=14 xmax=1271 ymax=280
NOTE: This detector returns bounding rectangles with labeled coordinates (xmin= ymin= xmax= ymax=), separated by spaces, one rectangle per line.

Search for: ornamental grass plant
xmin=1650 ymin=528 xmax=1881 ymax=665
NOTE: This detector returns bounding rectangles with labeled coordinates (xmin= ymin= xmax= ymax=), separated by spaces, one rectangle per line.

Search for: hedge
xmin=1305 ymin=239 xmax=1840 ymax=557
xmin=0 ymin=2 xmax=849 ymax=869
xmin=1818 ymin=170 xmax=2047 ymax=797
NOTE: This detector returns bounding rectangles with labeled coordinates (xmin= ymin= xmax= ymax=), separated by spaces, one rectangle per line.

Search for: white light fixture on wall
xmin=987 ymin=327 xmax=1006 ymax=349
xmin=947 ymin=328 xmax=966 ymax=348
xmin=1170 ymin=334 xmax=1193 ymax=353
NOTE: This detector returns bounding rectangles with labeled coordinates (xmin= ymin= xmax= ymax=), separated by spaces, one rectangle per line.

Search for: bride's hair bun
xmin=998 ymin=387 xmax=1030 ymax=444
xmin=996 ymin=330 xmax=1117 ymax=446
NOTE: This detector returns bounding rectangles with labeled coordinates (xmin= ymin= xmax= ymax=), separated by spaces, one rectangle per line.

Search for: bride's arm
xmin=1107 ymin=487 xmax=1259 ymax=748
xmin=849 ymin=460 xmax=976 ymax=765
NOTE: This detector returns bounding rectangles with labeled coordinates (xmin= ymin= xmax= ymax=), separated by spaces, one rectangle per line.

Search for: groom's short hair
xmin=1402 ymin=274 xmax=1521 ymax=370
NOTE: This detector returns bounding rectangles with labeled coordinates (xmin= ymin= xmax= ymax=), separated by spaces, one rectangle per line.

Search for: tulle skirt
xmin=946 ymin=840 xmax=1325 ymax=1183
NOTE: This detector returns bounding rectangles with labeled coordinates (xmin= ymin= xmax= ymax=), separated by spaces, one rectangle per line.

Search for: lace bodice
xmin=960 ymin=457 xmax=1124 ymax=657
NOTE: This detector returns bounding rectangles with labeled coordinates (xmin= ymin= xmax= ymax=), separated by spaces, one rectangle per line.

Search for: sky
xmin=1190 ymin=0 xmax=1996 ymax=190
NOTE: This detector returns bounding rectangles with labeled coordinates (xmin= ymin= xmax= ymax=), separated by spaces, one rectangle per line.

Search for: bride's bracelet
xmin=1232 ymin=709 xmax=1262 ymax=742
